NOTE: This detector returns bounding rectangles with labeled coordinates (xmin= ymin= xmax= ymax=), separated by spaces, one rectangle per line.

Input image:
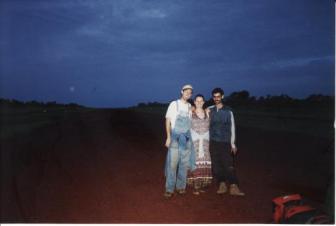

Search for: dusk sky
xmin=0 ymin=0 xmax=334 ymax=108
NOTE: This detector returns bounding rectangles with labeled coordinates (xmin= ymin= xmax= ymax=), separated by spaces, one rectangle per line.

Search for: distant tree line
xmin=1 ymin=91 xmax=333 ymax=109
xmin=0 ymin=98 xmax=83 ymax=108
xmin=213 ymin=90 xmax=334 ymax=108
xmin=136 ymin=91 xmax=334 ymax=108
xmin=136 ymin=101 xmax=168 ymax=108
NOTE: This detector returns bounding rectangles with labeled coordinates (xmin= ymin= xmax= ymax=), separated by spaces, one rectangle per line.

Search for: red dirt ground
xmin=1 ymin=109 xmax=334 ymax=223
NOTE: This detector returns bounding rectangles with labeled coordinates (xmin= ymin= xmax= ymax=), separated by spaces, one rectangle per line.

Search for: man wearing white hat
xmin=164 ymin=84 xmax=193 ymax=198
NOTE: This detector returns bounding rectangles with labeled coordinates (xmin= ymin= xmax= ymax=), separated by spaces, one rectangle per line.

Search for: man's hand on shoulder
xmin=205 ymin=107 xmax=210 ymax=117
xmin=191 ymin=105 xmax=196 ymax=112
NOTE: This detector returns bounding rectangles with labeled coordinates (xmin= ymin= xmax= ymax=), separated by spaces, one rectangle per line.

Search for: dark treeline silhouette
xmin=0 ymin=98 xmax=83 ymax=108
xmin=136 ymin=101 xmax=168 ymax=108
xmin=1 ymin=91 xmax=333 ymax=110
xmin=136 ymin=91 xmax=334 ymax=108
xmin=214 ymin=91 xmax=334 ymax=108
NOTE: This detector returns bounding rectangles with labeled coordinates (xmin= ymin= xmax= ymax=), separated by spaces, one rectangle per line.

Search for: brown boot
xmin=193 ymin=189 xmax=200 ymax=195
xmin=229 ymin=184 xmax=245 ymax=196
xmin=216 ymin=182 xmax=227 ymax=194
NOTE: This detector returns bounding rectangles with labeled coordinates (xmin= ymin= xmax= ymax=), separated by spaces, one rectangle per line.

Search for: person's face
xmin=212 ymin=92 xmax=223 ymax=104
xmin=194 ymin=96 xmax=204 ymax=109
xmin=182 ymin=89 xmax=193 ymax=100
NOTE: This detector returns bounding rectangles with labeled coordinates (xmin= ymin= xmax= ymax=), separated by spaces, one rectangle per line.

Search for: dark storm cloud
xmin=0 ymin=0 xmax=334 ymax=107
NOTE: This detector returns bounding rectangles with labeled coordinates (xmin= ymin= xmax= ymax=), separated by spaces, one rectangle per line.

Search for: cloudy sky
xmin=0 ymin=0 xmax=334 ymax=107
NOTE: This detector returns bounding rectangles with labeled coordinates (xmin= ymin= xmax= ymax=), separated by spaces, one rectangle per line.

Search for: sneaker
xmin=229 ymin=184 xmax=245 ymax=196
xmin=216 ymin=182 xmax=227 ymax=194
xmin=176 ymin=189 xmax=186 ymax=195
xmin=164 ymin=192 xmax=173 ymax=198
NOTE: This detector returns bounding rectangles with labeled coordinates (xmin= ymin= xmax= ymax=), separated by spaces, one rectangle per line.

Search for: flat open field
xmin=1 ymin=107 xmax=334 ymax=223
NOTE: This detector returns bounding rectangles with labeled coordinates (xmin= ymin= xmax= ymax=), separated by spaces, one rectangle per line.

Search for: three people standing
xmin=164 ymin=85 xmax=244 ymax=198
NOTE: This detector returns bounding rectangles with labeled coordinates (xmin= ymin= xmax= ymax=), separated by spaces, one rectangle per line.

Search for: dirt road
xmin=1 ymin=109 xmax=333 ymax=223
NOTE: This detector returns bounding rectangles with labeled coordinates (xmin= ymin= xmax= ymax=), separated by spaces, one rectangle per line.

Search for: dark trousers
xmin=209 ymin=140 xmax=239 ymax=185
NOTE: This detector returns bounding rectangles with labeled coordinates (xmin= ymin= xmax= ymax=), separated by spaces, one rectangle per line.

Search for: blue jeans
xmin=165 ymin=132 xmax=192 ymax=193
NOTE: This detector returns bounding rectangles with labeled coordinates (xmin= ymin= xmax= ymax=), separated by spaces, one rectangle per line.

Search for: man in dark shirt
xmin=208 ymin=87 xmax=245 ymax=196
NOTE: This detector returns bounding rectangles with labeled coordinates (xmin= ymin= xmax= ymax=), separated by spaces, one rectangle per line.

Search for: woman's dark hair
xmin=194 ymin=94 xmax=205 ymax=101
xmin=190 ymin=94 xmax=205 ymax=108
xmin=212 ymin=87 xmax=224 ymax=96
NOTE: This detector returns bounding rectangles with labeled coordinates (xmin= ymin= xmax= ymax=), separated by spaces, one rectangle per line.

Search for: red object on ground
xmin=285 ymin=205 xmax=315 ymax=219
xmin=272 ymin=194 xmax=332 ymax=224
xmin=272 ymin=194 xmax=303 ymax=223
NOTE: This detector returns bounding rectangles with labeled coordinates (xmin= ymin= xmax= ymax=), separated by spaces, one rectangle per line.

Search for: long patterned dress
xmin=187 ymin=111 xmax=212 ymax=189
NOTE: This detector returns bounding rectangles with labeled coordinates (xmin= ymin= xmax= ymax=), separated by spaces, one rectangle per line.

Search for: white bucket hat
xmin=181 ymin=84 xmax=193 ymax=92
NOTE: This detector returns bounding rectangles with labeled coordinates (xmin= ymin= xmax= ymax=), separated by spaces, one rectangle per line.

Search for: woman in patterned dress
xmin=187 ymin=94 xmax=212 ymax=195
